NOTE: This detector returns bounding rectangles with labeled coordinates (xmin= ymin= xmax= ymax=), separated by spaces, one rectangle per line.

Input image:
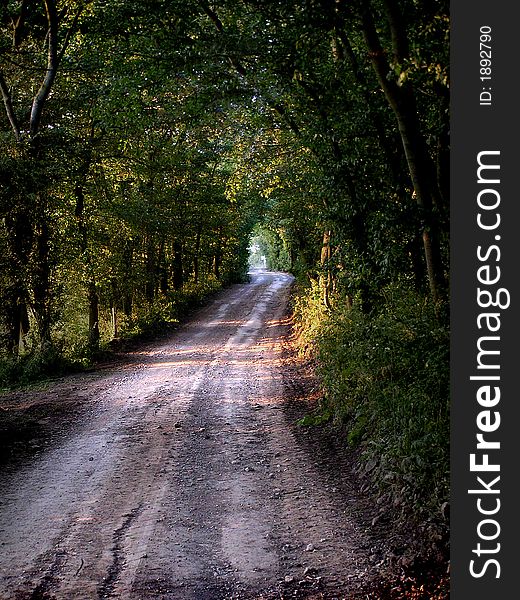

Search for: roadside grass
xmin=292 ymin=280 xmax=449 ymax=522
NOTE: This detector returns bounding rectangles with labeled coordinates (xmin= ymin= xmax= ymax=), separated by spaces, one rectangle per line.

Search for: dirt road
xmin=0 ymin=271 xmax=385 ymax=599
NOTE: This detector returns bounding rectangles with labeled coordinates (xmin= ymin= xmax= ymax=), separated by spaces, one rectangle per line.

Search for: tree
xmin=0 ymin=0 xmax=86 ymax=353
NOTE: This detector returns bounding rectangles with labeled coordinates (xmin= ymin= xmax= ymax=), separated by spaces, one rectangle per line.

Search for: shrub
xmin=0 ymin=343 xmax=76 ymax=388
xmin=119 ymin=278 xmax=222 ymax=340
xmin=0 ymin=277 xmax=224 ymax=388
xmin=294 ymin=281 xmax=449 ymax=516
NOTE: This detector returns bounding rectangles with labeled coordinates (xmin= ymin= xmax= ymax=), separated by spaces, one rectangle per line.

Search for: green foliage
xmin=297 ymin=408 xmax=332 ymax=427
xmin=1 ymin=0 xmax=450 ymax=526
xmin=118 ymin=279 xmax=222 ymax=341
xmin=294 ymin=281 xmax=449 ymax=515
xmin=292 ymin=278 xmax=330 ymax=348
xmin=0 ymin=277 xmax=224 ymax=388
xmin=0 ymin=0 xmax=261 ymax=375
xmin=249 ymin=226 xmax=291 ymax=272
xmin=0 ymin=345 xmax=79 ymax=389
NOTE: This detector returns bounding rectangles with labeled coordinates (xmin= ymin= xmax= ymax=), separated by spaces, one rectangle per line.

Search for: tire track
xmin=0 ymin=272 xmax=379 ymax=599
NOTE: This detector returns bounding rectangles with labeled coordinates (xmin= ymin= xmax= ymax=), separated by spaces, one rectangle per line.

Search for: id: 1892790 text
xmin=480 ymin=25 xmax=492 ymax=106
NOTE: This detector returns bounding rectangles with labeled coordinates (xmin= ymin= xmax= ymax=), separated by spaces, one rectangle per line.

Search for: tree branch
xmin=12 ymin=0 xmax=31 ymax=49
xmin=336 ymin=28 xmax=404 ymax=186
xmin=359 ymin=3 xmax=401 ymax=114
xmin=199 ymin=1 xmax=247 ymax=76
xmin=30 ymin=0 xmax=59 ymax=137
xmin=58 ymin=4 xmax=85 ymax=64
xmin=199 ymin=1 xmax=224 ymax=33
xmin=382 ymin=0 xmax=409 ymax=64
xmin=0 ymin=71 xmax=21 ymax=141
xmin=199 ymin=1 xmax=301 ymax=137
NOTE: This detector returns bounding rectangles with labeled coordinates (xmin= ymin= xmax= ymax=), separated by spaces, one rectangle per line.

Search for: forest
xmin=1 ymin=0 xmax=449 ymax=539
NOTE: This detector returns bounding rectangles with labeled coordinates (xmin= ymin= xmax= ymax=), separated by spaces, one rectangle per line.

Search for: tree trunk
xmin=122 ymin=241 xmax=134 ymax=318
xmin=172 ymin=240 xmax=184 ymax=290
xmin=4 ymin=298 xmax=29 ymax=357
xmin=111 ymin=305 xmax=118 ymax=339
xmin=75 ymin=183 xmax=100 ymax=354
xmin=0 ymin=0 xmax=84 ymax=355
xmin=123 ymin=295 xmax=133 ymax=319
xmin=213 ymin=253 xmax=221 ymax=280
xmin=320 ymin=230 xmax=332 ymax=309
xmin=31 ymin=197 xmax=53 ymax=351
xmin=193 ymin=226 xmax=202 ymax=284
xmin=158 ymin=239 xmax=169 ymax=294
xmin=335 ymin=28 xmax=406 ymax=189
xmin=145 ymin=236 xmax=156 ymax=301
xmin=360 ymin=2 xmax=445 ymax=302
xmin=213 ymin=229 xmax=223 ymax=280
xmin=3 ymin=248 xmax=29 ymax=356
xmin=88 ymin=282 xmax=100 ymax=350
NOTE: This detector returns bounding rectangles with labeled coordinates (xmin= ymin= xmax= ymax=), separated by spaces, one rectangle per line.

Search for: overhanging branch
xmin=0 ymin=71 xmax=21 ymax=141
xmin=29 ymin=0 xmax=59 ymax=137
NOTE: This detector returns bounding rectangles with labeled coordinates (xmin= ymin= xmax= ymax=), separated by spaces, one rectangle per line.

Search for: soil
xmin=0 ymin=271 xmax=449 ymax=599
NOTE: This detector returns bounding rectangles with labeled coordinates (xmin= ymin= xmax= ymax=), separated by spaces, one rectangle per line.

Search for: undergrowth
xmin=0 ymin=278 xmax=223 ymax=389
xmin=293 ymin=279 xmax=449 ymax=521
xmin=116 ymin=279 xmax=222 ymax=340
